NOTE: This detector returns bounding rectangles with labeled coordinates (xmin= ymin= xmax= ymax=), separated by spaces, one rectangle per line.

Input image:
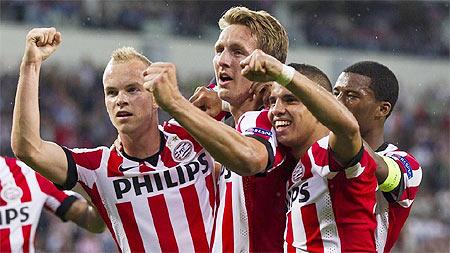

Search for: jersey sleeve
xmin=384 ymin=152 xmax=422 ymax=208
xmin=35 ymin=173 xmax=78 ymax=221
xmin=236 ymin=110 xmax=285 ymax=171
xmin=55 ymin=146 xmax=105 ymax=193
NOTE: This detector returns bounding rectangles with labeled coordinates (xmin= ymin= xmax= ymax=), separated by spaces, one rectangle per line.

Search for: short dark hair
xmin=343 ymin=61 xmax=399 ymax=118
xmin=288 ymin=63 xmax=332 ymax=92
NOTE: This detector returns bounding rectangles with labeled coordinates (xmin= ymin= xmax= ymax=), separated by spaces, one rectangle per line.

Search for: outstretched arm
xmin=11 ymin=27 xmax=69 ymax=184
xmin=64 ymin=197 xmax=106 ymax=233
xmin=240 ymin=50 xmax=361 ymax=165
xmin=142 ymin=63 xmax=269 ymax=176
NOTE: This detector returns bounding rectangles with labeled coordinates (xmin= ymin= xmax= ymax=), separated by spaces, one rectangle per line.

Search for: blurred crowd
xmin=1 ymin=1 xmax=448 ymax=57
xmin=1 ymin=59 xmax=449 ymax=252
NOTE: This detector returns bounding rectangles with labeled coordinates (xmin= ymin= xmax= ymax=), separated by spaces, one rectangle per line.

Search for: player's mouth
xmin=116 ymin=111 xmax=133 ymax=118
xmin=273 ymin=119 xmax=292 ymax=132
xmin=218 ymin=72 xmax=233 ymax=87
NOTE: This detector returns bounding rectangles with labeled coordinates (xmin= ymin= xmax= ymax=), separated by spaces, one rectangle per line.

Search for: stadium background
xmin=0 ymin=1 xmax=448 ymax=252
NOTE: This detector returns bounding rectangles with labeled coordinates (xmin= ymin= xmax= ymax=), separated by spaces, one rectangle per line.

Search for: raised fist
xmin=240 ymin=49 xmax=283 ymax=83
xmin=23 ymin=27 xmax=62 ymax=64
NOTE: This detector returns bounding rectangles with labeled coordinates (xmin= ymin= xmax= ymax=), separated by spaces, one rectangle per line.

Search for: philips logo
xmin=246 ymin=127 xmax=272 ymax=138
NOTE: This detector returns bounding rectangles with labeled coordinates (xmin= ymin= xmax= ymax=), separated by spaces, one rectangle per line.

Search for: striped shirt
xmin=59 ymin=121 xmax=217 ymax=253
xmin=212 ymin=110 xmax=286 ymax=252
xmin=284 ymin=136 xmax=378 ymax=252
xmin=0 ymin=156 xmax=77 ymax=253
xmin=375 ymin=143 xmax=422 ymax=253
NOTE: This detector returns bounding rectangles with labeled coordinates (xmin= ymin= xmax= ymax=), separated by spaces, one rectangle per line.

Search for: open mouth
xmin=116 ymin=111 xmax=133 ymax=118
xmin=219 ymin=72 xmax=233 ymax=84
xmin=274 ymin=120 xmax=291 ymax=130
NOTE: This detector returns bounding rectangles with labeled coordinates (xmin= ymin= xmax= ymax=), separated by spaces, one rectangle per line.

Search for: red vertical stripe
xmin=300 ymin=155 xmax=313 ymax=180
xmin=0 ymin=228 xmax=11 ymax=253
xmin=116 ymin=202 xmax=145 ymax=252
xmin=180 ymin=185 xmax=209 ymax=252
xmin=205 ymin=174 xmax=215 ymax=211
xmin=107 ymin=151 xmax=124 ymax=177
xmin=35 ymin=173 xmax=68 ymax=202
xmin=5 ymin=158 xmax=31 ymax=202
xmin=81 ymin=182 xmax=121 ymax=253
xmin=285 ymin=212 xmax=296 ymax=253
xmin=301 ymin=204 xmax=324 ymax=253
xmin=222 ymin=182 xmax=234 ymax=252
xmin=22 ymin=224 xmax=32 ymax=253
xmin=0 ymin=184 xmax=6 ymax=206
xmin=148 ymin=194 xmax=179 ymax=252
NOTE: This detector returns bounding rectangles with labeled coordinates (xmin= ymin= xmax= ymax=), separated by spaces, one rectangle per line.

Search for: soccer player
xmin=333 ymin=61 xmax=423 ymax=252
xmin=239 ymin=49 xmax=378 ymax=251
xmin=144 ymin=6 xmax=289 ymax=252
xmin=12 ymin=28 xmax=217 ymax=252
xmin=0 ymin=156 xmax=105 ymax=253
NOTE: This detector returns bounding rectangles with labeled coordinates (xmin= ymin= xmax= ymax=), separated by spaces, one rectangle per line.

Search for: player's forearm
xmin=288 ymin=72 xmax=360 ymax=139
xmin=66 ymin=200 xmax=106 ymax=233
xmin=164 ymin=97 xmax=268 ymax=175
xmin=11 ymin=62 xmax=43 ymax=161
xmin=12 ymin=62 xmax=68 ymax=184
xmin=287 ymin=72 xmax=361 ymax=162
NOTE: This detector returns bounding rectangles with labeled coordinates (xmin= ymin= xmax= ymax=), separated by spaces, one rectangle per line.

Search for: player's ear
xmin=376 ymin=101 xmax=391 ymax=119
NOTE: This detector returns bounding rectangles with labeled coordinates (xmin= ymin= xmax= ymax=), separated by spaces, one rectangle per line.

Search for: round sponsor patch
xmin=1 ymin=185 xmax=23 ymax=202
xmin=171 ymin=140 xmax=195 ymax=163
xmin=292 ymin=163 xmax=304 ymax=183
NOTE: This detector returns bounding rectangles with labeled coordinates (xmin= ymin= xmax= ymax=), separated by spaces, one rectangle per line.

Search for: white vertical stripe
xmin=291 ymin=206 xmax=307 ymax=251
xmin=232 ymin=174 xmax=249 ymax=253
xmin=194 ymin=172 xmax=214 ymax=245
xmin=133 ymin=196 xmax=162 ymax=253
xmin=211 ymin=178 xmax=226 ymax=253
xmin=96 ymin=158 xmax=132 ymax=253
xmin=375 ymin=191 xmax=389 ymax=253
xmin=316 ymin=191 xmax=341 ymax=252
xmin=166 ymin=191 xmax=195 ymax=253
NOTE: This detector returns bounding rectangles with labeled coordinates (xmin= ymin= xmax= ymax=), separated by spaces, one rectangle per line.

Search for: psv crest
xmin=172 ymin=140 xmax=195 ymax=163
xmin=1 ymin=184 xmax=23 ymax=202
xmin=166 ymin=134 xmax=196 ymax=163
xmin=292 ymin=163 xmax=304 ymax=183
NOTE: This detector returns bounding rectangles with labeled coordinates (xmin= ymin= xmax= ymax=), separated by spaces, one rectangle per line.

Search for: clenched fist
xmin=23 ymin=27 xmax=61 ymax=64
xmin=142 ymin=62 xmax=183 ymax=111
xmin=240 ymin=49 xmax=283 ymax=83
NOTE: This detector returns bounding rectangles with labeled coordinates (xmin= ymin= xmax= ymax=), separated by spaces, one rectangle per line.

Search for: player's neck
xmin=290 ymin=125 xmax=328 ymax=159
xmin=120 ymin=127 xmax=161 ymax=159
xmin=361 ymin=126 xmax=385 ymax=150
xmin=230 ymin=99 xmax=263 ymax=124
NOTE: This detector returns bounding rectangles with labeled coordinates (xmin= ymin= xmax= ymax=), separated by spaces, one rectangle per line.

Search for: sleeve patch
xmin=392 ymin=154 xmax=413 ymax=179
xmin=244 ymin=127 xmax=272 ymax=139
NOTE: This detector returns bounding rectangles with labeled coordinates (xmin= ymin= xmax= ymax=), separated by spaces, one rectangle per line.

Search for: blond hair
xmin=110 ymin=47 xmax=152 ymax=66
xmin=219 ymin=6 xmax=288 ymax=63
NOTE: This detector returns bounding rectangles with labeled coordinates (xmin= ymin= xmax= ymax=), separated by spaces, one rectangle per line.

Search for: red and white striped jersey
xmin=375 ymin=143 xmax=422 ymax=253
xmin=60 ymin=121 xmax=217 ymax=253
xmin=212 ymin=110 xmax=286 ymax=253
xmin=0 ymin=156 xmax=77 ymax=253
xmin=284 ymin=136 xmax=378 ymax=252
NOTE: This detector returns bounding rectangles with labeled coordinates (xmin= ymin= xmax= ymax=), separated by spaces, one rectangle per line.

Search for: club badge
xmin=292 ymin=163 xmax=304 ymax=183
xmin=1 ymin=184 xmax=23 ymax=202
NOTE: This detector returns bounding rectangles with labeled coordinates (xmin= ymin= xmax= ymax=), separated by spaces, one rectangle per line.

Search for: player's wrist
xmin=275 ymin=64 xmax=295 ymax=87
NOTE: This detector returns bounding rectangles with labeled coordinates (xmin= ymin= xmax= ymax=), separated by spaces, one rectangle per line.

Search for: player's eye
xmin=268 ymin=97 xmax=276 ymax=106
xmin=127 ymin=87 xmax=139 ymax=93
xmin=106 ymin=90 xmax=117 ymax=96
